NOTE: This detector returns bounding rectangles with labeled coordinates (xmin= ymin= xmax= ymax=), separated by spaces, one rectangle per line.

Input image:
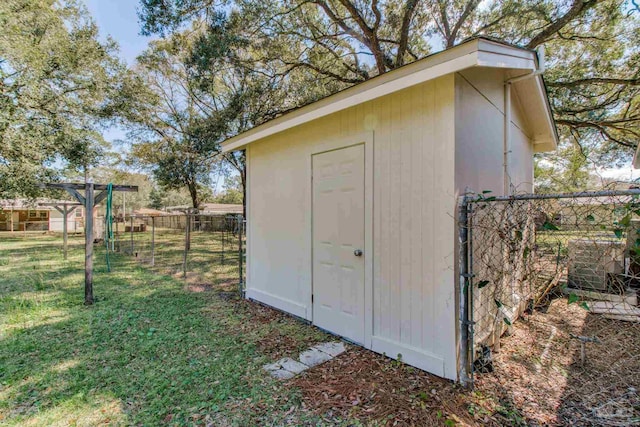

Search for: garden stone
xmin=299 ymin=347 xmax=332 ymax=367
xmin=313 ymin=341 xmax=345 ymax=357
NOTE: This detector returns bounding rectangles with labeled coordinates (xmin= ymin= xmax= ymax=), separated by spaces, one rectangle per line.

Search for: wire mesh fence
xmin=459 ymin=190 xmax=640 ymax=425
xmin=108 ymin=213 xmax=245 ymax=292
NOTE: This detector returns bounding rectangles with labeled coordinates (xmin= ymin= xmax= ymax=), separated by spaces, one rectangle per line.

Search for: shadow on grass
xmin=0 ymin=246 xmax=317 ymax=426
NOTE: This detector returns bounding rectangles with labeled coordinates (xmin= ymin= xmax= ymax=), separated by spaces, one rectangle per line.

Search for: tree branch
xmin=548 ymin=77 xmax=640 ymax=87
xmin=527 ymin=0 xmax=600 ymax=48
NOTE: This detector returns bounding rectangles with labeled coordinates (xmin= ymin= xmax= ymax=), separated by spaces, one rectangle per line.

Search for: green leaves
xmin=567 ymin=293 xmax=579 ymax=305
xmin=542 ymin=221 xmax=560 ymax=231
xmin=0 ymin=0 xmax=137 ymax=197
xmin=477 ymin=280 xmax=490 ymax=289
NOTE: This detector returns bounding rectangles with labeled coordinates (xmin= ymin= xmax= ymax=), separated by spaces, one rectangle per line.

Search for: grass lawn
xmin=113 ymin=226 xmax=244 ymax=289
xmin=0 ymin=234 xmax=330 ymax=426
xmin=3 ymin=234 xmax=576 ymax=427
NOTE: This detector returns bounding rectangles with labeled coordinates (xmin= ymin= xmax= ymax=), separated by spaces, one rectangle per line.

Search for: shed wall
xmin=453 ymin=69 xmax=536 ymax=366
xmin=246 ymin=75 xmax=459 ymax=379
xmin=49 ymin=210 xmax=80 ymax=232
xmin=454 ymin=68 xmax=534 ymax=195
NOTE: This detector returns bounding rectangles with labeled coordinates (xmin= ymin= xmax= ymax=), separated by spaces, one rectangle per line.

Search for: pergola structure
xmin=42 ymin=182 xmax=138 ymax=305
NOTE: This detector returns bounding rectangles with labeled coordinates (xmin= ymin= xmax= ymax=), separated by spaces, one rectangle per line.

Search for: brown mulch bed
xmin=290 ymin=347 xmax=482 ymax=426
xmin=475 ymin=298 xmax=640 ymax=426
xmin=204 ymin=290 xmax=639 ymax=425
xmin=230 ymin=298 xmax=332 ymax=360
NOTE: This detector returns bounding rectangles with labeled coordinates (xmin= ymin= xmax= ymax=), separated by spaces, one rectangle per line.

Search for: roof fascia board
xmin=476 ymin=51 xmax=536 ymax=70
xmin=222 ymin=39 xmax=539 ymax=153
xmin=511 ymin=74 xmax=558 ymax=151
xmin=532 ymin=75 xmax=559 ymax=149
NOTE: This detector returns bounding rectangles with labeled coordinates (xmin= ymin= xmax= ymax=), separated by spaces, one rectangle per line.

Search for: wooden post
xmin=62 ymin=205 xmax=68 ymax=260
xmin=151 ymin=216 xmax=155 ymax=267
xmin=43 ymin=203 xmax=79 ymax=261
xmin=10 ymin=208 xmax=13 ymax=233
xmin=115 ymin=216 xmax=120 ymax=252
xmin=85 ymin=183 xmax=94 ymax=305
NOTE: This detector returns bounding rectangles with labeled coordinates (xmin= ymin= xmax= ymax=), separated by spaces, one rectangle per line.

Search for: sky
xmin=83 ymin=0 xmax=151 ymax=66
xmin=81 ymin=0 xmax=232 ymax=191
xmin=83 ymin=0 xmax=153 ymax=145
xmin=81 ymin=0 xmax=638 ymax=184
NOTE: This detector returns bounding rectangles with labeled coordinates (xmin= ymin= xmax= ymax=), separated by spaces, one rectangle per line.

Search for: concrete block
xmin=313 ymin=341 xmax=346 ymax=357
xmin=268 ymin=369 xmax=296 ymax=380
xmin=278 ymin=357 xmax=309 ymax=374
xmin=299 ymin=347 xmax=332 ymax=367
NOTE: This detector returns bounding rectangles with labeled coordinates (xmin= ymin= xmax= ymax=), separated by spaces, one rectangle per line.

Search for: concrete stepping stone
xmin=313 ymin=341 xmax=345 ymax=357
xmin=267 ymin=368 xmax=296 ymax=380
xmin=278 ymin=357 xmax=309 ymax=374
xmin=263 ymin=357 xmax=309 ymax=379
xmin=298 ymin=347 xmax=332 ymax=367
xmin=263 ymin=341 xmax=347 ymax=379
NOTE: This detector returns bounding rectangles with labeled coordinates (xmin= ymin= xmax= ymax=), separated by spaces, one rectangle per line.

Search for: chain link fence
xmin=108 ymin=213 xmax=245 ymax=293
xmin=459 ymin=190 xmax=640 ymax=425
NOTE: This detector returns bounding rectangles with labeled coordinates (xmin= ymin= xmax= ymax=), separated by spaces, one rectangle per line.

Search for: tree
xmin=213 ymin=175 xmax=244 ymax=204
xmin=138 ymin=0 xmax=640 ymax=166
xmin=0 ymin=0 xmax=143 ymax=198
xmin=534 ymin=144 xmax=592 ymax=193
xmin=127 ymin=35 xmax=239 ymax=208
xmin=148 ymin=188 xmax=164 ymax=209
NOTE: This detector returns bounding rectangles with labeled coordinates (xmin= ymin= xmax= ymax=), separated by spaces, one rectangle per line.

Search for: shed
xmin=221 ymin=37 xmax=558 ymax=380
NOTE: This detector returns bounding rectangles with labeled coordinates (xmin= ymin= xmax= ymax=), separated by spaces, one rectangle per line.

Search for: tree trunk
xmin=188 ymin=182 xmax=200 ymax=210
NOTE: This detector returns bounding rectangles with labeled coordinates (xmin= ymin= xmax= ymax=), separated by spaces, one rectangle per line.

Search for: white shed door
xmin=312 ymin=144 xmax=365 ymax=344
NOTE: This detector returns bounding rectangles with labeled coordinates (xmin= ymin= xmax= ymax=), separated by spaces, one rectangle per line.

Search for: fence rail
xmin=459 ymin=189 xmax=640 ymax=425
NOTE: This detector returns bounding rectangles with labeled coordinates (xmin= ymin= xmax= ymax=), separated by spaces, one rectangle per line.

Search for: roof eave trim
xmin=222 ymin=39 xmax=539 ymax=153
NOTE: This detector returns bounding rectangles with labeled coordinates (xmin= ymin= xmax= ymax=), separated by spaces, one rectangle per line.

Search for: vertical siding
xmin=247 ymin=75 xmax=458 ymax=379
xmin=453 ymin=69 xmax=536 ymax=380
xmin=454 ymin=68 xmax=534 ymax=195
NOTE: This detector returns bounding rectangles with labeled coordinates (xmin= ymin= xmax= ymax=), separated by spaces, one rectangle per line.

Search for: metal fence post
xmin=151 ymin=216 xmax=155 ymax=267
xmin=238 ymin=215 xmax=244 ymax=295
xmin=221 ymin=219 xmax=225 ymax=265
xmin=458 ymin=195 xmax=473 ymax=387
xmin=182 ymin=213 xmax=190 ymax=278
xmin=466 ymin=200 xmax=475 ymax=387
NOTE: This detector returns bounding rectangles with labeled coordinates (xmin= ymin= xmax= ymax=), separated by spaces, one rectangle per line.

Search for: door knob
xmin=354 ymin=249 xmax=363 ymax=257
